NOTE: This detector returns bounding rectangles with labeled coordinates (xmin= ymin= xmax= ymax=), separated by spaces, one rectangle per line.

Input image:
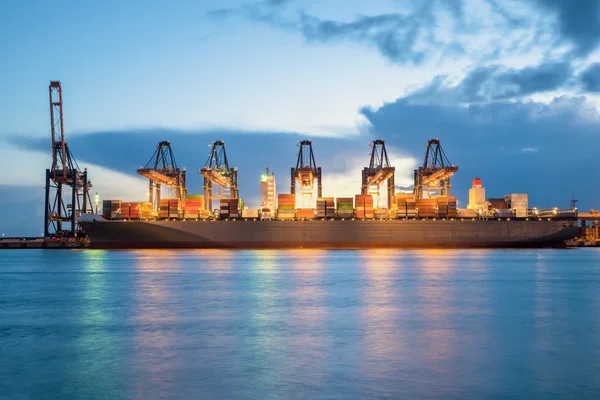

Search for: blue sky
xmin=1 ymin=0 xmax=600 ymax=235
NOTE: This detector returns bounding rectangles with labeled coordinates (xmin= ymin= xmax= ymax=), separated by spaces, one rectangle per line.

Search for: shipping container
xmin=102 ymin=200 xmax=122 ymax=220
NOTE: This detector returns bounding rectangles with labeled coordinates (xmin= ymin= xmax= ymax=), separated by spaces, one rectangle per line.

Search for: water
xmin=1 ymin=249 xmax=600 ymax=399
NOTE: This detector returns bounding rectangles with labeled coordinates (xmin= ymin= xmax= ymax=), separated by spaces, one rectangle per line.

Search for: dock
xmin=0 ymin=237 xmax=89 ymax=249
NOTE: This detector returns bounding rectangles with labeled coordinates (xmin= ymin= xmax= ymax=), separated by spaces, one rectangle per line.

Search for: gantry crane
xmin=200 ymin=140 xmax=238 ymax=212
xmin=291 ymin=140 xmax=322 ymax=198
xmin=413 ymin=138 xmax=458 ymax=198
xmin=44 ymin=81 xmax=93 ymax=238
xmin=137 ymin=141 xmax=186 ymax=210
xmin=361 ymin=139 xmax=395 ymax=209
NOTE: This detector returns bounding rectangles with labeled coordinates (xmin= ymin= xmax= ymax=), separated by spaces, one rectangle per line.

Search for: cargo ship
xmin=78 ymin=215 xmax=578 ymax=249
xmin=76 ymin=139 xmax=580 ymax=249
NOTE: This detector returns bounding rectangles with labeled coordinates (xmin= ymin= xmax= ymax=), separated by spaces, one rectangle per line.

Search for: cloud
xmin=360 ymin=91 xmax=600 ymax=210
xmin=406 ymin=61 xmax=573 ymax=104
xmin=207 ymin=1 xmax=469 ymax=65
xmin=531 ymin=0 xmax=600 ymax=57
xmin=580 ymin=63 xmax=600 ymax=92
xmin=206 ymin=0 xmax=579 ymax=67
xmin=299 ymin=13 xmax=427 ymax=65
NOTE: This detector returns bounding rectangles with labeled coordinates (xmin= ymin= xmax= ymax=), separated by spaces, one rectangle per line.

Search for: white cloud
xmin=0 ymin=141 xmax=148 ymax=203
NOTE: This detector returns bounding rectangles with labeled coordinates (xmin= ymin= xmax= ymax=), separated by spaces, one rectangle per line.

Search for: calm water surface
xmin=1 ymin=249 xmax=600 ymax=399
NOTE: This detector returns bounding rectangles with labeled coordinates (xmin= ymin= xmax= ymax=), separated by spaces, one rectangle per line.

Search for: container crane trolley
xmin=137 ymin=141 xmax=187 ymax=210
xmin=414 ymin=138 xmax=458 ymax=198
xmin=200 ymin=140 xmax=238 ymax=212
xmin=291 ymin=140 xmax=322 ymax=198
xmin=361 ymin=139 xmax=395 ymax=209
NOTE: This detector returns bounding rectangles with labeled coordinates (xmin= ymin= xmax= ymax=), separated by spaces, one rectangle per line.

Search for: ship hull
xmin=79 ymin=219 xmax=579 ymax=249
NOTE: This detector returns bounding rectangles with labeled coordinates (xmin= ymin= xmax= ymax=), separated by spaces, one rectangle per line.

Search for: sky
xmin=1 ymin=0 xmax=600 ymax=235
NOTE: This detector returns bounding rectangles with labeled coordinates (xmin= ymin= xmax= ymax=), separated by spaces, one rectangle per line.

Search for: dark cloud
xmin=531 ymin=0 xmax=600 ymax=56
xmin=407 ymin=61 xmax=573 ymax=103
xmin=360 ymin=94 xmax=600 ymax=210
xmin=207 ymin=0 xmax=466 ymax=65
xmin=299 ymin=13 xmax=426 ymax=64
xmin=580 ymin=63 xmax=600 ymax=92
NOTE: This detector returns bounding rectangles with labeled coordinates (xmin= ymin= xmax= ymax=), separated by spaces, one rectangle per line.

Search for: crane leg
xmin=44 ymin=169 xmax=50 ymax=237
xmin=290 ymin=168 xmax=295 ymax=195
xmin=157 ymin=184 xmax=161 ymax=210
xmin=388 ymin=175 xmax=395 ymax=210
xmin=57 ymin=183 xmax=62 ymax=233
xmin=71 ymin=172 xmax=77 ymax=237
xmin=82 ymin=170 xmax=88 ymax=214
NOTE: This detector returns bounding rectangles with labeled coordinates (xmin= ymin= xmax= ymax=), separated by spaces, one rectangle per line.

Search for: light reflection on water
xmin=2 ymin=249 xmax=600 ymax=399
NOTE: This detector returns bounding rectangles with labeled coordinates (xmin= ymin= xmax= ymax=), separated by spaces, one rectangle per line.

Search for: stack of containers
xmin=316 ymin=197 xmax=335 ymax=218
xmin=365 ymin=195 xmax=374 ymax=219
xmin=229 ymin=198 xmax=240 ymax=218
xmin=416 ymin=198 xmax=437 ymax=218
xmin=102 ymin=200 xmax=122 ymax=220
xmin=447 ymin=196 xmax=458 ymax=218
xmin=436 ymin=196 xmax=448 ymax=218
xmin=504 ymin=194 xmax=528 ymax=218
xmin=296 ymin=209 xmax=315 ymax=219
xmin=396 ymin=194 xmax=413 ymax=218
xmin=316 ymin=197 xmax=326 ymax=218
xmin=277 ymin=194 xmax=295 ymax=219
xmin=325 ymin=198 xmax=335 ymax=218
xmin=336 ymin=197 xmax=354 ymax=218
xmin=126 ymin=202 xmax=141 ymax=220
xmin=159 ymin=198 xmax=181 ymax=219
xmin=183 ymin=194 xmax=204 ymax=219
xmin=168 ymin=198 xmax=181 ymax=219
xmin=159 ymin=198 xmax=170 ymax=219
xmin=355 ymin=194 xmax=374 ymax=219
xmin=219 ymin=199 xmax=230 ymax=219
xmin=406 ymin=198 xmax=417 ymax=218
xmin=121 ymin=202 xmax=131 ymax=219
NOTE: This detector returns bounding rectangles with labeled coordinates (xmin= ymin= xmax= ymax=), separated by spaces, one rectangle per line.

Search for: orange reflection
xmin=413 ymin=250 xmax=458 ymax=370
xmin=359 ymin=250 xmax=403 ymax=369
xmin=285 ymin=250 xmax=326 ymax=388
